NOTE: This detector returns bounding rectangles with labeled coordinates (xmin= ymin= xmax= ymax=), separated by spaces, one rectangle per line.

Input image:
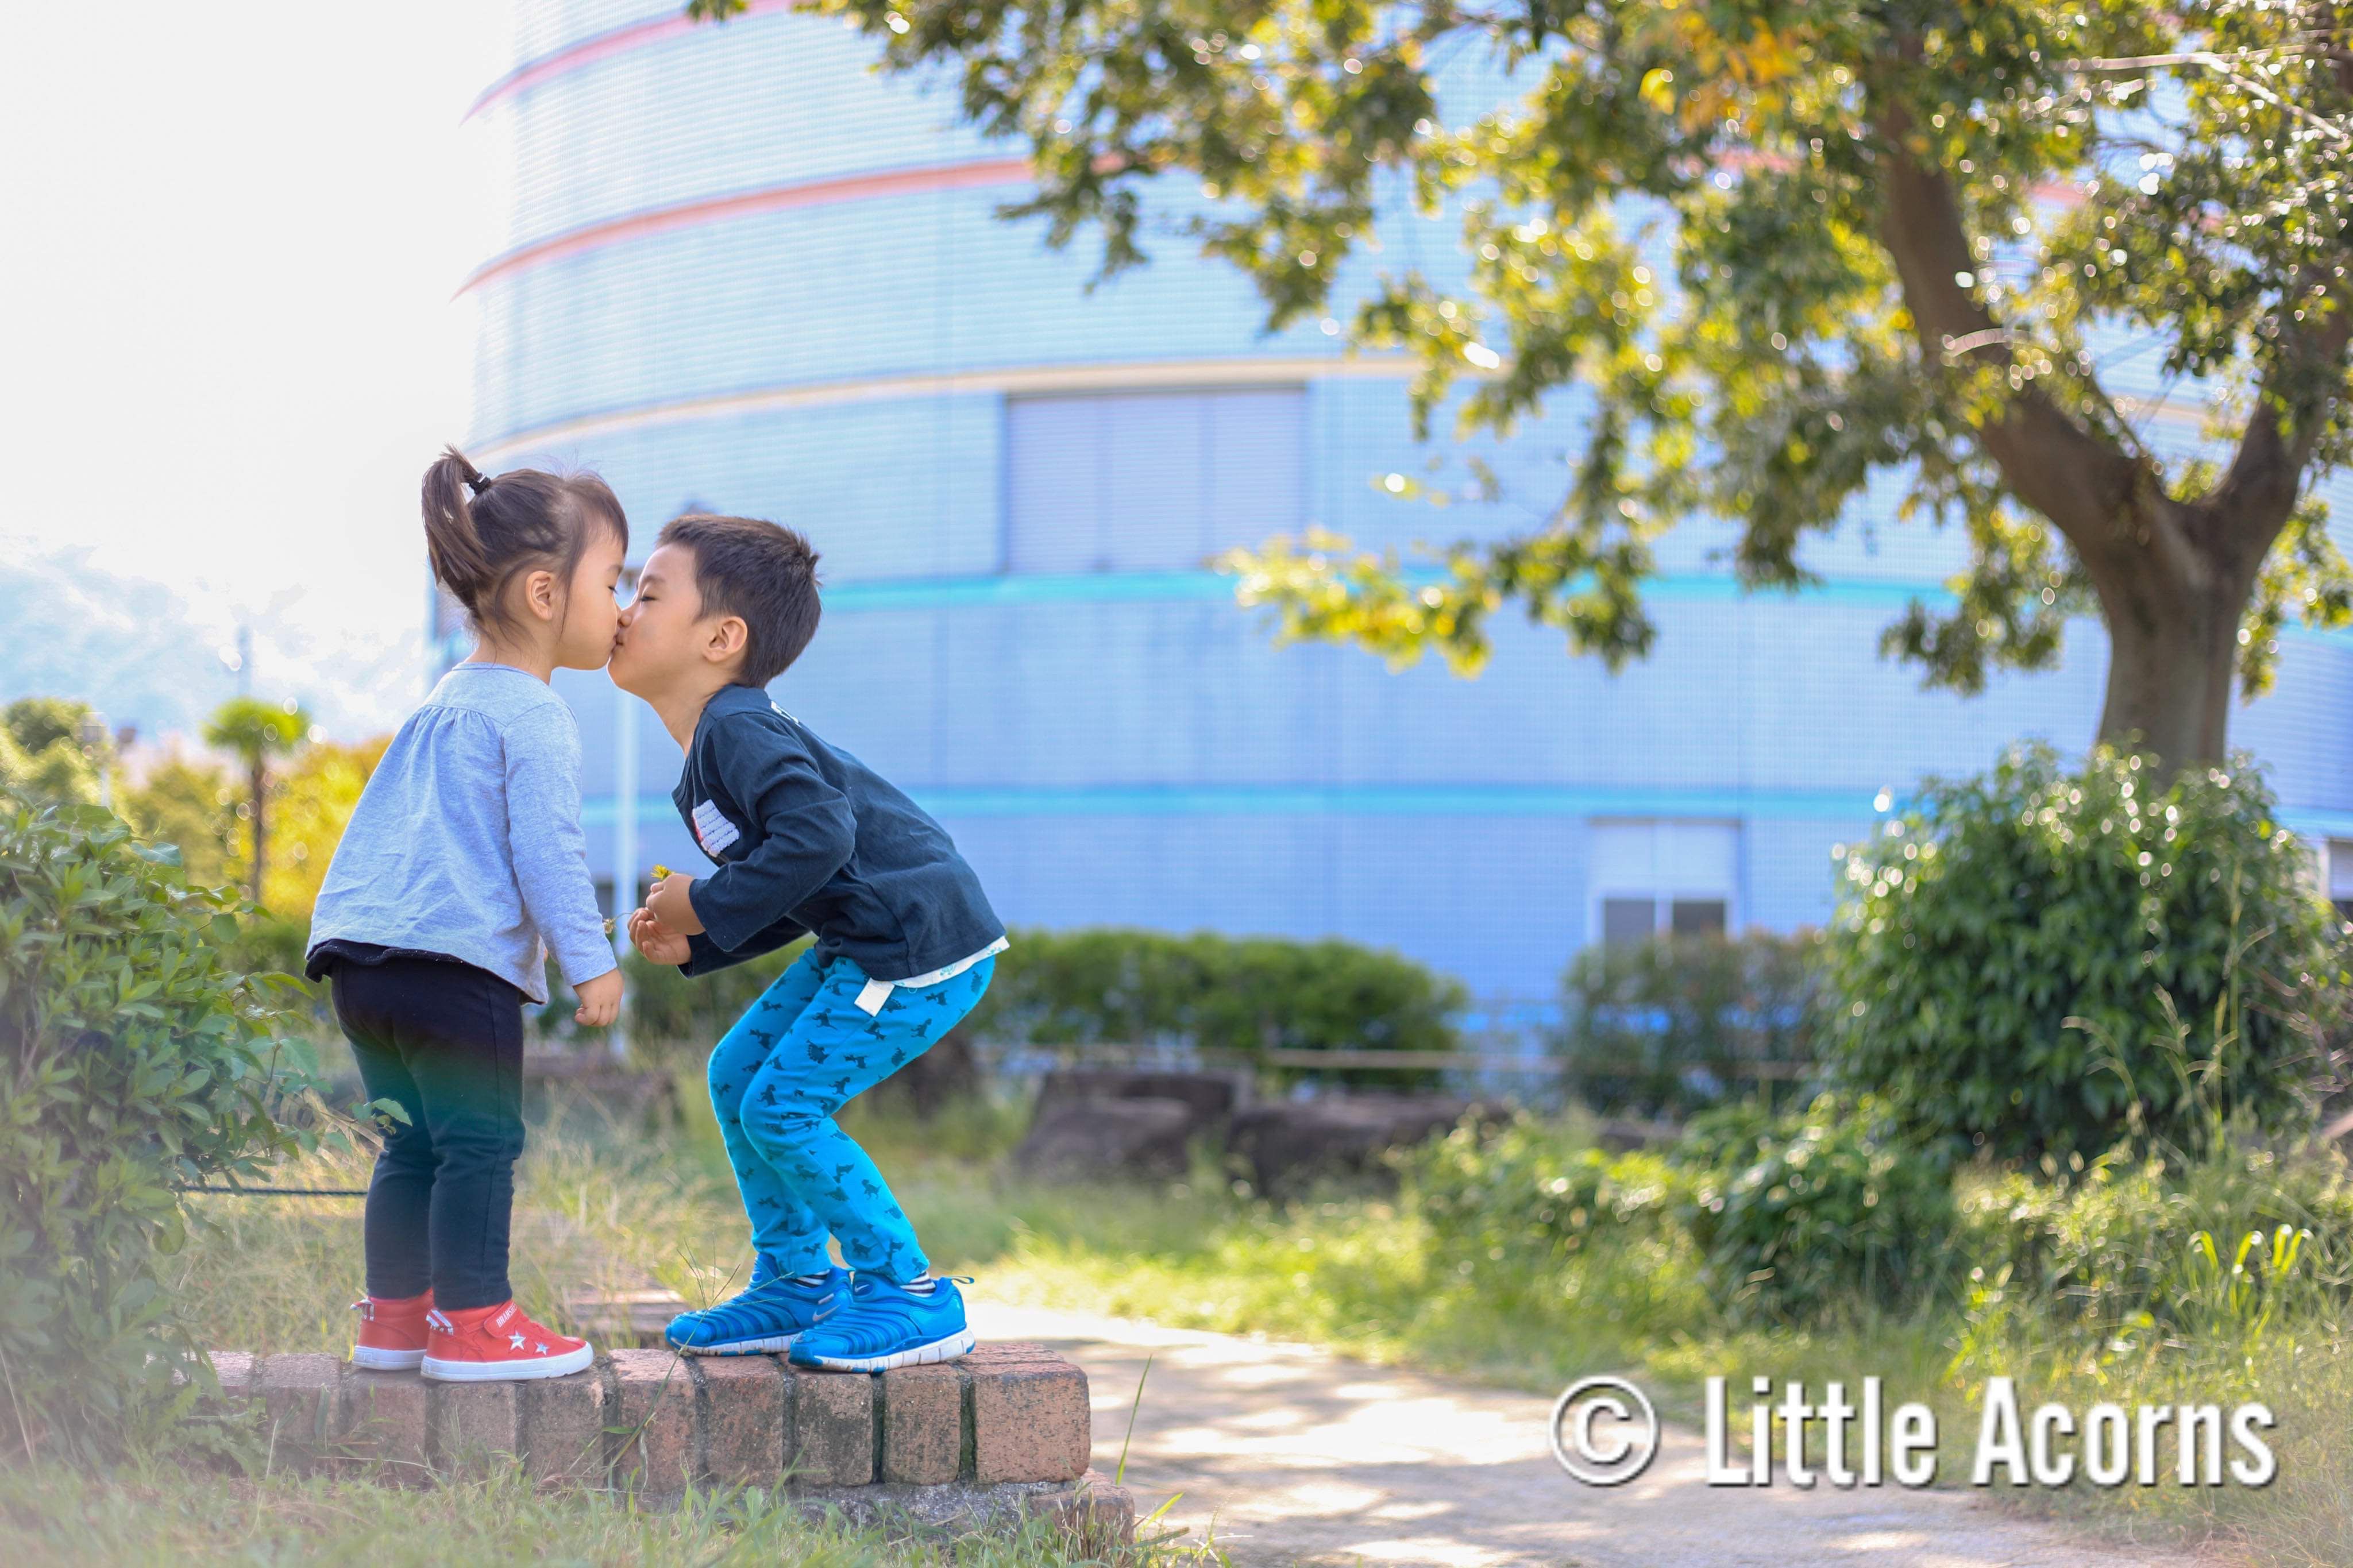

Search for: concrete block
xmin=1025 ymin=1467 xmax=1137 ymax=1547
xmin=971 ymin=1357 xmax=1089 ymax=1483
xmin=431 ymin=1380 xmax=523 ymax=1470
xmin=340 ymin=1370 xmax=432 ymax=1482
xmin=259 ymin=1354 xmax=341 ymax=1472
xmin=880 ymin=1362 xmax=963 ymax=1484
xmin=786 ymin=1366 xmax=874 ymax=1486
xmin=609 ymin=1348 xmax=695 ymax=1493
xmin=207 ymin=1351 xmax=259 ymax=1403
xmin=694 ymin=1354 xmax=786 ymax=1485
xmin=522 ymin=1366 xmax=612 ymax=1489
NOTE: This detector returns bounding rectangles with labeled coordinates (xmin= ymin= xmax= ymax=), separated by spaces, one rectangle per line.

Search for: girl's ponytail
xmin=422 ymin=446 xmax=497 ymax=616
xmin=421 ymin=446 xmax=627 ymax=638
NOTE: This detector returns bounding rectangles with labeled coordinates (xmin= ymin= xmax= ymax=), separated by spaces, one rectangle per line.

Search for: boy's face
xmin=610 ymin=542 xmax=732 ymax=696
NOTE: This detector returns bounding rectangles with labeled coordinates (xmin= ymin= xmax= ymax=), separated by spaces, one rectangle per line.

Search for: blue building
xmin=457 ymin=1 xmax=2353 ymax=1012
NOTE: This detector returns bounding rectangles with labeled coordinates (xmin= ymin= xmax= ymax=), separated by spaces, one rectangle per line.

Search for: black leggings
xmin=330 ymin=954 xmax=527 ymax=1310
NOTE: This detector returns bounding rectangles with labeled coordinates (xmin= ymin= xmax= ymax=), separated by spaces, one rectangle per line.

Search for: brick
xmin=523 ymin=1367 xmax=612 ymax=1489
xmin=340 ymin=1370 xmax=432 ymax=1481
xmin=786 ymin=1367 xmax=874 ymax=1486
xmin=972 ymin=1357 xmax=1089 ymax=1484
xmin=259 ymin=1354 xmax=341 ymax=1472
xmin=880 ymin=1363 xmax=963 ymax=1485
xmin=694 ymin=1355 xmax=786 ymax=1486
xmin=610 ymin=1349 xmax=695 ymax=1492
xmin=432 ymin=1380 xmax=523 ymax=1471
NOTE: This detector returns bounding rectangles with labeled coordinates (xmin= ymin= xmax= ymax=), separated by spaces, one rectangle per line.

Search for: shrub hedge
xmin=1553 ymin=930 xmax=1824 ymax=1119
xmin=1827 ymin=742 xmax=2335 ymax=1158
xmin=0 ymin=797 xmax=322 ymax=1458
xmin=619 ymin=925 xmax=1465 ymax=1086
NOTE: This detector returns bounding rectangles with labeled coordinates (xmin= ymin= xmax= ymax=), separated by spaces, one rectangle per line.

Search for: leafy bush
xmin=963 ymin=926 xmax=1467 ymax=1086
xmin=1677 ymin=1092 xmax=1958 ymax=1322
xmin=612 ymin=941 xmax=808 ymax=1051
xmin=1404 ymin=1094 xmax=1954 ymax=1326
xmin=1827 ymin=742 xmax=2335 ymax=1159
xmin=1408 ymin=1117 xmax=1693 ymax=1267
xmin=1958 ymin=1131 xmax=2353 ymax=1341
xmin=0 ymin=697 xmax=106 ymax=809
xmin=615 ymin=926 xmax=1465 ymax=1089
xmin=0 ymin=797 xmax=321 ymax=1459
xmin=1553 ymin=930 xmax=1823 ymax=1119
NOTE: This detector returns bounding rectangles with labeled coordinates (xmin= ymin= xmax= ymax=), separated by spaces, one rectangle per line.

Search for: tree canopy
xmin=700 ymin=0 xmax=2353 ymax=770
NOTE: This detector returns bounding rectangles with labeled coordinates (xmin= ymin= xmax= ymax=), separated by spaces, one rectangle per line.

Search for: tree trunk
xmin=2085 ymin=503 xmax=2254 ymax=777
xmin=247 ymin=759 xmax=267 ymax=906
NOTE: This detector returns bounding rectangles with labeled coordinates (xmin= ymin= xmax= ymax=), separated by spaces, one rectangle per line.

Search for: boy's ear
xmin=701 ymin=615 xmax=749 ymax=669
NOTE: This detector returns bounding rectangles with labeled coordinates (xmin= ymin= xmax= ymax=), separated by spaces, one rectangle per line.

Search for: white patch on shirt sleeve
xmin=691 ymin=798 xmax=742 ymax=857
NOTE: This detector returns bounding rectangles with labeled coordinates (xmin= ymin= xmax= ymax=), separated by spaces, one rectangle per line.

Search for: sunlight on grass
xmin=159 ymin=1090 xmax=2353 ymax=1565
xmin=0 ymin=1459 xmax=1221 ymax=1567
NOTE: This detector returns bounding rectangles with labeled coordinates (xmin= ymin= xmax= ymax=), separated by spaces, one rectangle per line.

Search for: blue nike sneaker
xmin=785 ymin=1273 xmax=975 ymax=1372
xmin=665 ymin=1262 xmax=848 ymax=1356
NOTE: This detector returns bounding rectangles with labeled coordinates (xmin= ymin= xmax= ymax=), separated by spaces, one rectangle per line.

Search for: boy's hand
xmin=628 ymin=906 xmax=691 ymax=965
xmin=574 ymin=967 xmax=624 ymax=1028
xmin=646 ymin=872 xmax=705 ymax=936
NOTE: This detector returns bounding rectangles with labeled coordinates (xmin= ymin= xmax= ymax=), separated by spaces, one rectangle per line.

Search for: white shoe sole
xmin=350 ymin=1345 xmax=426 ymax=1372
xmin=792 ymin=1327 xmax=974 ymax=1373
xmin=676 ymin=1331 xmax=800 ymax=1356
xmin=421 ymin=1342 xmax=595 ymax=1382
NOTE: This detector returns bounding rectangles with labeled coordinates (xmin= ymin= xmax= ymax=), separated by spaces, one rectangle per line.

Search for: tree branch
xmin=2207 ymin=279 xmax=2352 ymax=558
xmin=1868 ymin=102 xmax=2154 ymax=570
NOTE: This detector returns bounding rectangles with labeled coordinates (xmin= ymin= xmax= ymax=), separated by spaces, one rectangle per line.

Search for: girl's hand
xmin=628 ymin=906 xmax=692 ymax=965
xmin=574 ymin=968 xmax=624 ymax=1028
xmin=645 ymin=872 xmax=705 ymax=936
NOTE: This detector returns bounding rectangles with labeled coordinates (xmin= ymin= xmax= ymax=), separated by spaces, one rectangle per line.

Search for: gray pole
xmin=610 ymin=620 xmax=641 ymax=1064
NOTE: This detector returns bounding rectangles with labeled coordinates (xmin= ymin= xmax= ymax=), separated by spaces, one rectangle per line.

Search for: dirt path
xmin=967 ymin=1302 xmax=2213 ymax=1568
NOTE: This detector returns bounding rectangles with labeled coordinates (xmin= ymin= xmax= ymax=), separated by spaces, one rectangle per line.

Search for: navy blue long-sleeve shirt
xmin=673 ymin=683 xmax=1004 ymax=981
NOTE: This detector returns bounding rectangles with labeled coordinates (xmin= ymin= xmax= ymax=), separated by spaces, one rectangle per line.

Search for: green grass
xmin=0 ymin=1460 xmax=1210 ymax=1567
xmin=123 ymin=1086 xmax=2353 ymax=1566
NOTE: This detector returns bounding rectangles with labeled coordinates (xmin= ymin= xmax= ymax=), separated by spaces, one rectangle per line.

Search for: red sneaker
xmin=421 ymin=1299 xmax=593 ymax=1382
xmin=350 ymin=1289 xmax=433 ymax=1371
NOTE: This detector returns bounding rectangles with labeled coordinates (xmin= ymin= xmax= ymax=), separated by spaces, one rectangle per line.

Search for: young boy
xmin=611 ymin=514 xmax=1006 ymax=1370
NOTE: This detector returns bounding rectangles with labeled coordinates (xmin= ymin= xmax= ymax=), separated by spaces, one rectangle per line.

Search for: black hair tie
xmin=466 ymin=472 xmax=493 ymax=495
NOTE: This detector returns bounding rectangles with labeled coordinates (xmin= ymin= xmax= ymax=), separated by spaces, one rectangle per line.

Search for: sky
xmin=0 ymin=3 xmax=514 ymax=739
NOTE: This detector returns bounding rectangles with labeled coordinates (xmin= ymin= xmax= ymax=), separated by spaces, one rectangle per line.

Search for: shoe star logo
xmin=509 ymin=1332 xmax=526 ymax=1350
xmin=534 ymin=1342 xmax=549 ymax=1355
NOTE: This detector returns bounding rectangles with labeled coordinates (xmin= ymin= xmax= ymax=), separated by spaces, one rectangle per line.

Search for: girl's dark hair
xmin=421 ymin=446 xmax=628 ymax=637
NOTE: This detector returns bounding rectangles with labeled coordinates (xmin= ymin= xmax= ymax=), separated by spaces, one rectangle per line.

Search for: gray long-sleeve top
xmin=306 ymin=662 xmax=616 ymax=1003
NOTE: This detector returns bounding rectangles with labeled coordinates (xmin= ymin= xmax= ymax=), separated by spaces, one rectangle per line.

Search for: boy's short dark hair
xmin=657 ymin=514 xmax=823 ymax=686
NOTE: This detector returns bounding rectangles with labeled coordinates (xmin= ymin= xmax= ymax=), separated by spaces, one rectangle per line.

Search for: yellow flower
xmin=651 ymin=863 xmax=671 ymax=881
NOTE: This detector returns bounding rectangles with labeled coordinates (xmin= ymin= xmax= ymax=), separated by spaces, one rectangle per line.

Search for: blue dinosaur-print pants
xmin=705 ymin=947 xmax=993 ymax=1282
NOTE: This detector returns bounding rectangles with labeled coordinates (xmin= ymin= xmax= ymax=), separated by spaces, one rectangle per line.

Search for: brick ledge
xmin=209 ymin=1339 xmax=1104 ymax=1531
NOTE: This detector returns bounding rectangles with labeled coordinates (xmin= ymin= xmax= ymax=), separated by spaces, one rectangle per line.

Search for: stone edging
xmin=209 ymin=1340 xmax=1131 ymax=1541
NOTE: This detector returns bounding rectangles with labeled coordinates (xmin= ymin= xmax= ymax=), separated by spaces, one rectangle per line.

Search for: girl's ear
xmin=522 ymin=567 xmax=561 ymax=624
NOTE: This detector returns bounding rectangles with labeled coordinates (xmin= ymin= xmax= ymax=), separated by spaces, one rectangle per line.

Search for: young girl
xmin=304 ymin=447 xmax=627 ymax=1382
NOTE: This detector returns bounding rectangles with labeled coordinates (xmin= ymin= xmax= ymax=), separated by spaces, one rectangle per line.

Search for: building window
xmin=1590 ymin=820 xmax=1739 ymax=946
xmin=1004 ymin=387 xmax=1307 ymax=573
xmin=1670 ymin=898 xmax=1728 ymax=937
xmin=1600 ymin=897 xmax=1656 ymax=947
xmin=2329 ymin=838 xmax=2353 ymax=923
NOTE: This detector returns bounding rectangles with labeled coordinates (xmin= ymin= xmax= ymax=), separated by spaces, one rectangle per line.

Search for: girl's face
xmin=551 ymin=526 xmax=630 ymax=671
